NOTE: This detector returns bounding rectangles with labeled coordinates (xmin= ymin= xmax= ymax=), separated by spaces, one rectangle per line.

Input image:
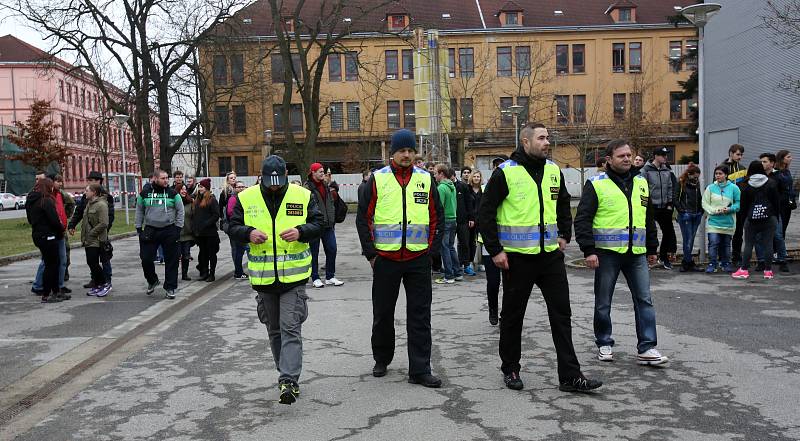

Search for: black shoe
xmin=198 ymin=271 xmax=208 ymax=280
xmin=489 ymin=309 xmax=499 ymax=326
xmin=205 ymin=271 xmax=215 ymax=282
xmin=779 ymin=262 xmax=790 ymax=273
xmin=64 ymin=269 xmax=69 ymax=282
xmin=372 ymin=362 xmax=387 ymax=377
xmin=56 ymin=292 xmax=71 ymax=301
xmin=182 ymin=275 xmax=192 ymax=281
xmin=83 ymin=281 xmax=96 ymax=289
xmin=558 ymin=375 xmax=603 ymax=393
xmin=278 ymin=379 xmax=299 ymax=405
xmin=503 ymin=371 xmax=524 ymax=390
xmin=146 ymin=279 xmax=160 ymax=295
xmin=41 ymin=295 xmax=63 ymax=303
xmin=31 ymin=288 xmax=44 ymax=296
xmin=679 ymin=263 xmax=690 ymax=273
xmin=408 ymin=373 xmax=442 ymax=388
xmin=60 ymin=287 xmax=72 ymax=294
xmin=755 ymin=262 xmax=766 ymax=272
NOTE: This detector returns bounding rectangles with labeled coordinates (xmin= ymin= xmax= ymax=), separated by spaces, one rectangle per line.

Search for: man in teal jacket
xmin=434 ymin=164 xmax=461 ymax=283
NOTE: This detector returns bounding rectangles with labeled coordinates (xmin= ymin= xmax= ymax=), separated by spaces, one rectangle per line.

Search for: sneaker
xmin=41 ymin=295 xmax=63 ymax=303
xmin=558 ymin=375 xmax=603 ymax=393
xmin=464 ymin=265 xmax=476 ymax=276
xmin=325 ymin=277 xmax=344 ymax=286
xmin=731 ymin=268 xmax=750 ymax=279
xmin=146 ymin=279 xmax=160 ymax=295
xmin=636 ymin=348 xmax=669 ymax=366
xmin=755 ymin=262 xmax=766 ymax=272
xmin=705 ymin=264 xmax=717 ymax=273
xmin=721 ymin=263 xmax=735 ymax=273
xmin=60 ymin=287 xmax=72 ymax=294
xmin=763 ymin=270 xmax=774 ymax=280
xmin=95 ymin=284 xmax=112 ymax=298
xmin=434 ymin=278 xmax=455 ymax=284
xmin=477 ymin=264 xmax=485 ymax=272
xmin=779 ymin=262 xmax=790 ymax=273
xmin=89 ymin=285 xmax=104 ymax=296
xmin=234 ymin=274 xmax=249 ymax=280
xmin=312 ymin=279 xmax=325 ymax=288
xmin=165 ymin=289 xmax=176 ymax=299
xmin=278 ymin=379 xmax=299 ymax=405
xmin=503 ymin=371 xmax=524 ymax=390
xmin=454 ymin=275 xmax=464 ymax=281
xmin=597 ymin=345 xmax=614 ymax=361
xmin=660 ymin=260 xmax=673 ymax=270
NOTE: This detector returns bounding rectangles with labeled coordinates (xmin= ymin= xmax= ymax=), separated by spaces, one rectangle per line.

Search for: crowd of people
xmin=25 ymin=125 xmax=796 ymax=406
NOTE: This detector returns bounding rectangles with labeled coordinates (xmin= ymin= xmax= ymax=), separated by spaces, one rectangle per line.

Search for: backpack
xmin=333 ymin=191 xmax=348 ymax=223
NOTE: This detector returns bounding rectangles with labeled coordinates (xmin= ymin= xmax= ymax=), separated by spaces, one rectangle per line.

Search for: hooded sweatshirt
xmin=135 ymin=183 xmax=185 ymax=229
xmin=640 ymin=161 xmax=678 ymax=209
xmin=438 ymin=179 xmax=457 ymax=221
xmin=739 ymin=174 xmax=779 ymax=223
xmin=702 ymin=180 xmax=741 ymax=235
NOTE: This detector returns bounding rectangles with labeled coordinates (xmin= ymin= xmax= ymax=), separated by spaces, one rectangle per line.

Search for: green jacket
xmin=60 ymin=190 xmax=76 ymax=219
xmin=81 ymin=197 xmax=109 ymax=248
xmin=438 ymin=179 xmax=457 ymax=221
xmin=180 ymin=200 xmax=195 ymax=242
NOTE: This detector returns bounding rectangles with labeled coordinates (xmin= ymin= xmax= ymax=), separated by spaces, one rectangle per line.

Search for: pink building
xmin=0 ymin=35 xmax=159 ymax=193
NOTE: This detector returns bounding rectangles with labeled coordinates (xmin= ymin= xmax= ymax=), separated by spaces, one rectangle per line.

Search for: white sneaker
xmin=637 ymin=348 xmax=669 ymax=366
xmin=312 ymin=279 xmax=325 ymax=288
xmin=597 ymin=345 xmax=614 ymax=361
xmin=325 ymin=277 xmax=344 ymax=286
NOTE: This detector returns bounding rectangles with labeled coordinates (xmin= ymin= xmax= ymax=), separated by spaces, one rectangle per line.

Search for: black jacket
xmin=674 ymin=181 xmax=703 ymax=215
xmin=26 ymin=192 xmax=64 ymax=241
xmin=357 ymin=179 xmax=370 ymax=206
xmin=740 ymin=175 xmax=780 ymax=222
xmin=466 ymin=186 xmax=482 ymax=228
xmin=303 ymin=178 xmax=337 ymax=228
xmin=454 ymin=180 xmax=472 ymax=224
xmin=68 ymin=189 xmax=115 ymax=231
xmin=478 ymin=149 xmax=572 ymax=258
xmin=192 ymin=195 xmax=221 ymax=237
xmin=227 ymin=184 xmax=324 ymax=293
xmin=574 ymin=167 xmax=659 ymax=257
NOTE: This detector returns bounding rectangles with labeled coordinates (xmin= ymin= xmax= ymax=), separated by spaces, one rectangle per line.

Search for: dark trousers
xmin=139 ymin=226 xmax=180 ymax=290
xmin=196 ymin=235 xmax=220 ymax=274
xmin=178 ymin=241 xmax=193 ymax=260
xmin=34 ymin=236 xmax=60 ymax=296
xmin=731 ymin=209 xmax=747 ymax=264
xmin=780 ymin=207 xmax=792 ymax=240
xmin=468 ymin=227 xmax=478 ymax=264
xmin=500 ymin=251 xmax=581 ymax=381
xmin=456 ymin=222 xmax=471 ymax=265
xmin=85 ymin=247 xmax=106 ymax=285
xmin=371 ymin=254 xmax=433 ymax=376
xmin=229 ymin=238 xmax=247 ymax=277
xmin=482 ymin=255 xmax=501 ymax=313
xmin=653 ymin=208 xmax=677 ymax=261
xmin=741 ymin=217 xmax=777 ymax=271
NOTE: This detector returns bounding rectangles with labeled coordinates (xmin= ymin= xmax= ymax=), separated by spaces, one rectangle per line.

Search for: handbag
xmin=100 ymin=240 xmax=114 ymax=260
xmin=333 ymin=191 xmax=348 ymax=223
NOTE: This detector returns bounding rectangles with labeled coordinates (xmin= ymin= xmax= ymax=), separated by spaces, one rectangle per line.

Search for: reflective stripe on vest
xmin=495 ymin=160 xmax=561 ymax=254
xmin=238 ymin=184 xmax=313 ymax=285
xmin=373 ymin=166 xmax=432 ymax=252
xmin=590 ymin=173 xmax=649 ymax=254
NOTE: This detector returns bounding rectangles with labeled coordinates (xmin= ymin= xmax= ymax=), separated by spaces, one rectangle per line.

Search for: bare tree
xmin=557 ymin=91 xmax=607 ymax=186
xmin=448 ymin=47 xmax=494 ymax=165
xmin=611 ymin=72 xmax=669 ymax=155
xmin=353 ymin=51 xmax=398 ymax=165
xmin=763 ymin=1 xmax=800 ymax=106
xmin=498 ymin=41 xmax=554 ymax=126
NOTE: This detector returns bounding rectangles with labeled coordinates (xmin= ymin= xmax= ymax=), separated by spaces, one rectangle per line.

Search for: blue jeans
xmin=33 ymin=238 xmax=66 ymax=290
xmin=230 ymin=238 xmax=249 ymax=277
xmin=707 ymin=233 xmax=732 ymax=268
xmin=677 ymin=212 xmax=703 ymax=264
xmin=593 ymin=252 xmax=658 ymax=354
xmin=755 ymin=216 xmax=788 ymax=263
xmin=440 ymin=221 xmax=462 ymax=280
xmin=310 ymin=227 xmax=337 ymax=280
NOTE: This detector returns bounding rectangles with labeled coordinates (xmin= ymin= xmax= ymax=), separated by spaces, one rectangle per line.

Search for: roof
xmin=0 ymin=34 xmax=59 ymax=63
xmin=212 ymin=0 xmax=696 ymax=37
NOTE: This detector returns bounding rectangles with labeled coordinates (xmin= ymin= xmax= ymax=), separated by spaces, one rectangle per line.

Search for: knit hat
xmin=199 ymin=178 xmax=212 ymax=191
xmin=390 ymin=129 xmax=416 ymax=155
xmin=261 ymin=155 xmax=288 ymax=187
xmin=310 ymin=162 xmax=324 ymax=173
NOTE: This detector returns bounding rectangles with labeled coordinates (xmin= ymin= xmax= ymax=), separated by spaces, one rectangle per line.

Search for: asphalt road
xmin=2 ymin=216 xmax=799 ymax=440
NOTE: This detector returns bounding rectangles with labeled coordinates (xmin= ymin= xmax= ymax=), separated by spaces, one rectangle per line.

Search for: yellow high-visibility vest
xmin=590 ymin=173 xmax=649 ymax=254
xmin=373 ymin=166 xmax=432 ymax=252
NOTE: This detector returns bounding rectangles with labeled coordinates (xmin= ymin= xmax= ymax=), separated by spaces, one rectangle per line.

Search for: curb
xmin=0 ymin=232 xmax=138 ymax=267
xmin=567 ymin=249 xmax=800 ymax=269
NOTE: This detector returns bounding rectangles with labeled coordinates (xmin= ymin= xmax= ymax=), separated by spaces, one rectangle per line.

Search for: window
xmin=685 ymin=40 xmax=698 ymax=70
xmin=573 ymin=95 xmax=586 ymax=123
xmin=330 ymin=102 xmax=344 ymax=131
xmin=612 ymin=43 xmax=625 ymax=72
xmin=459 ymin=48 xmax=474 ymax=77
xmin=618 ymin=8 xmax=632 ymax=22
xmin=345 ymin=51 xmax=359 ymax=81
xmin=403 ymin=100 xmax=415 ymax=128
xmin=215 ymin=106 xmax=230 ymax=134
xmin=555 ymin=95 xmax=570 ymax=124
xmin=517 ymin=96 xmax=529 ymax=124
xmin=556 ymin=44 xmax=569 ymax=74
xmin=290 ymin=104 xmax=303 ymax=132
xmin=59 ymin=81 xmax=65 ymax=101
xmin=235 ymin=156 xmax=248 ymax=176
xmin=670 ymin=92 xmax=683 ymax=120
xmin=500 ymin=97 xmax=513 ymax=127
xmin=67 ymin=84 xmax=72 ymax=104
xmin=497 ymin=46 xmax=512 ymax=76
xmin=388 ymin=14 xmax=406 ymax=30
xmin=272 ymin=105 xmax=284 ymax=132
xmin=629 ymin=42 xmax=642 ymax=72
xmin=328 ymin=54 xmax=342 ymax=82
xmin=450 ymin=98 xmax=458 ymax=129
xmin=448 ymin=48 xmax=455 ymax=77
xmin=231 ymin=54 xmax=244 ymax=85
xmin=387 ymin=101 xmax=401 ymax=129
xmin=76 ymin=118 xmax=82 ymax=143
xmin=669 ymin=41 xmax=682 ymax=72
xmin=460 ymin=98 xmax=473 ymax=128
xmin=505 ymin=12 xmax=519 ymax=26
xmin=347 ymin=102 xmax=360 ymax=130
xmin=213 ymin=55 xmax=227 ymax=86
xmin=630 ymin=93 xmax=642 ymax=119
xmin=613 ymin=93 xmax=626 ymax=120
xmin=572 ymin=44 xmax=585 ymax=73
xmin=82 ymin=89 xmax=86 ymax=108
xmin=271 ymin=54 xmax=284 ymax=83
xmin=385 ymin=50 xmax=398 ymax=79
xmin=218 ymin=157 xmax=232 ymax=177
xmin=61 ymin=115 xmax=67 ymax=139
xmin=283 ymin=18 xmax=295 ymax=33
xmin=687 ymin=95 xmax=697 ymax=117
xmin=232 ymin=105 xmax=247 ymax=133
xmin=515 ymin=46 xmax=530 ymax=76
xmin=402 ymin=49 xmax=414 ymax=79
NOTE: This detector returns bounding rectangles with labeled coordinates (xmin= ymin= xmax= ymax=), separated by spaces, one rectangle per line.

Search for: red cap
xmin=310 ymin=162 xmax=324 ymax=173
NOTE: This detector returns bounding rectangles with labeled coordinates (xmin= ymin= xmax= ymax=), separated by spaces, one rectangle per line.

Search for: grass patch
xmin=0 ymin=210 xmax=137 ymax=258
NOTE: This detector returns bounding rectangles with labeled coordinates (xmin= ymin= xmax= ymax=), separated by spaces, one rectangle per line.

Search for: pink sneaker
xmin=763 ymin=270 xmax=774 ymax=279
xmin=731 ymin=268 xmax=749 ymax=279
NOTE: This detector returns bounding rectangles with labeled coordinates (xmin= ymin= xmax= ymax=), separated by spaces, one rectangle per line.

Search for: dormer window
xmin=618 ymin=8 xmax=632 ymax=22
xmin=605 ymin=2 xmax=637 ymax=24
xmin=388 ymin=14 xmax=408 ymax=31
xmin=282 ymin=17 xmax=295 ymax=33
xmin=497 ymin=2 xmax=524 ymax=27
xmin=506 ymin=12 xmax=519 ymax=25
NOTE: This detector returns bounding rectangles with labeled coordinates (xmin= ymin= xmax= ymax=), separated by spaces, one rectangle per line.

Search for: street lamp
xmin=262 ymin=129 xmax=273 ymax=158
xmin=681 ymin=2 xmax=721 ymax=263
xmin=509 ymin=105 xmax=524 ymax=151
xmin=200 ymin=138 xmax=211 ymax=177
xmin=112 ymin=114 xmax=130 ymax=225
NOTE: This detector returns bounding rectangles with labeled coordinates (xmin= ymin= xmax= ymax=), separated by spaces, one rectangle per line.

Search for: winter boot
xmin=181 ymin=258 xmax=192 ymax=281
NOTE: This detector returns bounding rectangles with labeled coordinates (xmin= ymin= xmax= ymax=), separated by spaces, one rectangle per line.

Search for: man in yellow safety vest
xmin=228 ymin=155 xmax=324 ymax=405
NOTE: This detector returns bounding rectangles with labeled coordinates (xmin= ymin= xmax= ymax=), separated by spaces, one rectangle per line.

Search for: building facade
xmin=202 ymin=0 xmax=698 ymax=175
xmin=0 ymin=35 xmax=159 ymax=193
